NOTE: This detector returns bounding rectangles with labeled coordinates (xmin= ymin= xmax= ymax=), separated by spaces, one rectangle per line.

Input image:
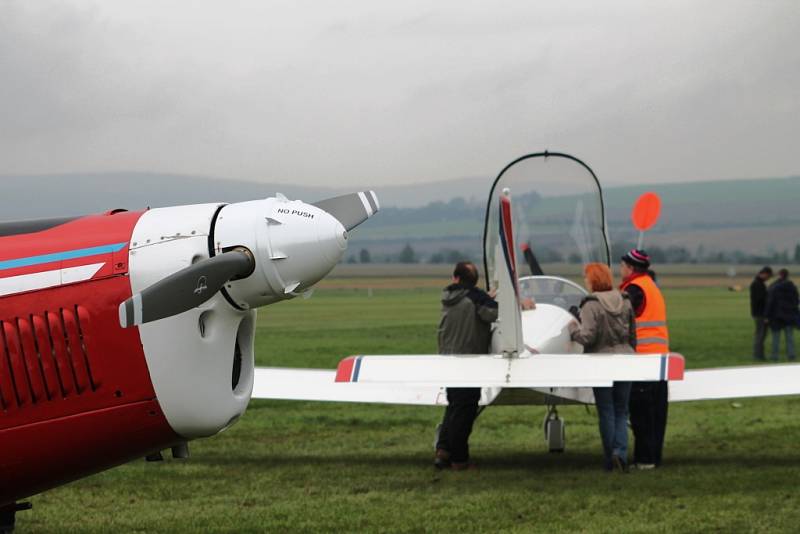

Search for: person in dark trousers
xmin=434 ymin=261 xmax=498 ymax=470
xmin=619 ymin=249 xmax=670 ymax=470
xmin=765 ymin=268 xmax=799 ymax=361
xmin=750 ymin=266 xmax=774 ymax=361
xmin=569 ymin=263 xmax=636 ymax=472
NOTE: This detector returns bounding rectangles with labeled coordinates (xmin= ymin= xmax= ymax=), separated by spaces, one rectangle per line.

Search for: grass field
xmin=20 ymin=282 xmax=800 ymax=533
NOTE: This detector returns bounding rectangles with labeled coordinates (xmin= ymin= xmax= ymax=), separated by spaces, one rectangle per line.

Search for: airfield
xmin=22 ymin=265 xmax=800 ymax=533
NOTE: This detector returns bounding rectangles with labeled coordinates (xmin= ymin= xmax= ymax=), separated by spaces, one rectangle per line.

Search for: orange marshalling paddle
xmin=631 ymin=192 xmax=661 ymax=249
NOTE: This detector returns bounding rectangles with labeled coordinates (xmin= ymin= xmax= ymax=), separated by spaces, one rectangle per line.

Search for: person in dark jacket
xmin=765 ymin=268 xmax=799 ymax=361
xmin=569 ymin=263 xmax=636 ymax=472
xmin=750 ymin=266 xmax=773 ymax=361
xmin=434 ymin=261 xmax=498 ymax=470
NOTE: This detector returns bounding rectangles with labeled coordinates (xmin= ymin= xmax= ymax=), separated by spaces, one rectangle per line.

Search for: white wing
xmin=331 ymin=353 xmax=683 ymax=388
xmin=251 ymin=352 xmax=683 ymax=407
xmin=251 ymin=367 xmax=450 ymax=405
xmin=670 ymin=363 xmax=800 ymax=401
xmin=252 ymin=367 xmax=598 ymax=406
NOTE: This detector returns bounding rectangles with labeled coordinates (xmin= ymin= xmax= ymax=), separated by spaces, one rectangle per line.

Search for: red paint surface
xmin=0 ymin=211 xmax=179 ymax=506
xmin=500 ymin=195 xmax=517 ymax=270
xmin=0 ymin=400 xmax=178 ymax=505
xmin=668 ymin=353 xmax=685 ymax=380
xmin=335 ymin=356 xmax=356 ymax=382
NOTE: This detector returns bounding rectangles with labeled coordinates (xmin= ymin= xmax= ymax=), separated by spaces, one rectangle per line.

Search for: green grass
xmin=21 ymin=287 xmax=800 ymax=533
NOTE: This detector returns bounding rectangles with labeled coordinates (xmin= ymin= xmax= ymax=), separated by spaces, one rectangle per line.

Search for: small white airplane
xmin=250 ymin=152 xmax=800 ymax=451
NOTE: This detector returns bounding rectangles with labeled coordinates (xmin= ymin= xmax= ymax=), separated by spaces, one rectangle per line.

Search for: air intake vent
xmin=0 ymin=306 xmax=97 ymax=411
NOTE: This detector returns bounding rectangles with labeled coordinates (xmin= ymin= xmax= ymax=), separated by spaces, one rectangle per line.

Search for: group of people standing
xmin=569 ymin=249 xmax=669 ymax=472
xmin=751 ymin=266 xmax=800 ymax=361
xmin=434 ymin=249 xmax=670 ymax=472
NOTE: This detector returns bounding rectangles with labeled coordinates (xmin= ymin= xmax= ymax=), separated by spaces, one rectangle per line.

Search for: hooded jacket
xmin=437 ymin=284 xmax=498 ymax=355
xmin=569 ymin=289 xmax=637 ymax=354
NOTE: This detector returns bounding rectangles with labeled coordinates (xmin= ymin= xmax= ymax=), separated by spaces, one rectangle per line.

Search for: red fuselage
xmin=0 ymin=211 xmax=179 ymax=505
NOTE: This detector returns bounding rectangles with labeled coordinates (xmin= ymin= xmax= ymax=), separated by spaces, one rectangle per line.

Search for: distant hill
xmin=348 ymin=176 xmax=800 ymax=260
xmin=1 ymin=172 xmax=797 ymax=259
xmin=0 ymin=172 xmax=489 ymax=219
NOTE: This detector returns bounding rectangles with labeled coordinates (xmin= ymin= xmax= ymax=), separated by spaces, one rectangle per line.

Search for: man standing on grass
xmin=750 ymin=266 xmax=774 ymax=361
xmin=765 ymin=268 xmax=799 ymax=362
xmin=434 ymin=261 xmax=497 ymax=471
xmin=620 ymin=249 xmax=670 ymax=470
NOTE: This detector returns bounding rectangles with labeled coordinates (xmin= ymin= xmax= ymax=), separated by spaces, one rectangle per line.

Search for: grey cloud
xmin=0 ymin=0 xmax=798 ymax=187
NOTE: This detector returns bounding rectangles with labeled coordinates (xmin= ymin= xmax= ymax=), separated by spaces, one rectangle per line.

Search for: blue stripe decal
xmin=352 ymin=356 xmax=362 ymax=383
xmin=0 ymin=242 xmax=128 ymax=272
xmin=659 ymin=356 xmax=666 ymax=381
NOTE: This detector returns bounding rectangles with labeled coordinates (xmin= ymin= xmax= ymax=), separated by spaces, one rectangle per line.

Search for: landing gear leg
xmin=0 ymin=502 xmax=32 ymax=534
xmin=543 ymin=405 xmax=565 ymax=453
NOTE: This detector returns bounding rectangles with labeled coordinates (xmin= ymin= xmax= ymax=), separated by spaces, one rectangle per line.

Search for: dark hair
xmin=760 ymin=266 xmax=774 ymax=276
xmin=779 ymin=268 xmax=789 ymax=279
xmin=453 ymin=261 xmax=478 ymax=288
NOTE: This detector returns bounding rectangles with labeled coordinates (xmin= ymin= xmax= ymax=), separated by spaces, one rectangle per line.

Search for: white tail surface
xmin=494 ymin=189 xmax=524 ymax=355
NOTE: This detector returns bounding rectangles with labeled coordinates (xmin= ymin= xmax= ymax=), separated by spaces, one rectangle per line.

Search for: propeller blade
xmin=119 ymin=248 xmax=255 ymax=328
xmin=520 ymin=242 xmax=544 ymax=276
xmin=313 ymin=191 xmax=380 ymax=231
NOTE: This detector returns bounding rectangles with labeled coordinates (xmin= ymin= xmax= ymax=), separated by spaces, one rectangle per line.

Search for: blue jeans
xmin=771 ymin=326 xmax=796 ymax=361
xmin=593 ymin=382 xmax=632 ymax=468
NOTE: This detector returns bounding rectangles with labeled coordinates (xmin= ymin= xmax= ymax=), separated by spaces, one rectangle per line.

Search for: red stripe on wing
xmin=667 ymin=353 xmax=685 ymax=380
xmin=335 ymin=356 xmax=357 ymax=383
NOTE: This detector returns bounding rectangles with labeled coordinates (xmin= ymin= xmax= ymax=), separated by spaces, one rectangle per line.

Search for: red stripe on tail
xmin=500 ymin=196 xmax=516 ymax=270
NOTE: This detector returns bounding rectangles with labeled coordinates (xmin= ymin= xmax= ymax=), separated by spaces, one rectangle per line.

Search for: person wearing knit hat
xmin=621 ymin=249 xmax=651 ymax=271
xmin=619 ymin=248 xmax=670 ymax=469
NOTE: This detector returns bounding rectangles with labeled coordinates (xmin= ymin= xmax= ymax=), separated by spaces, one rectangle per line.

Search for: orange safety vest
xmin=621 ymin=273 xmax=669 ymax=354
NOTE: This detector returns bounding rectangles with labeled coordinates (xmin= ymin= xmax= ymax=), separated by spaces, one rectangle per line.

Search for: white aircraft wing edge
xmin=331 ymin=353 xmax=683 ymax=388
xmin=252 ymin=367 xmax=452 ymax=405
xmin=669 ymin=363 xmax=800 ymax=402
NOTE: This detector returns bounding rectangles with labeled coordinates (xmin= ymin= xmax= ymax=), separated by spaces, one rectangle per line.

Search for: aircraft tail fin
xmin=495 ymin=189 xmax=524 ymax=355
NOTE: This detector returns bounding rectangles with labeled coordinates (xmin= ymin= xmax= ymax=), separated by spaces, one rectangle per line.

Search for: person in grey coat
xmin=569 ymin=262 xmax=637 ymax=472
xmin=434 ymin=261 xmax=498 ymax=470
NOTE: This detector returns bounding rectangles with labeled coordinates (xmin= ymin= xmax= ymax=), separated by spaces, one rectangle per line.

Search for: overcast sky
xmin=1 ymin=0 xmax=798 ymax=187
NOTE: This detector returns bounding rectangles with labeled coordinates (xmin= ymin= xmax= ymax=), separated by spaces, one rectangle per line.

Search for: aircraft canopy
xmin=483 ymin=153 xmax=610 ymax=292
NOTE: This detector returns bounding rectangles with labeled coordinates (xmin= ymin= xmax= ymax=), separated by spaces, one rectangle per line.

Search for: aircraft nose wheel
xmin=543 ymin=406 xmax=565 ymax=453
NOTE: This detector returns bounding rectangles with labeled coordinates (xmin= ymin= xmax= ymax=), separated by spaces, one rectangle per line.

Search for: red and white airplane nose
xmin=123 ymin=192 xmax=378 ymax=439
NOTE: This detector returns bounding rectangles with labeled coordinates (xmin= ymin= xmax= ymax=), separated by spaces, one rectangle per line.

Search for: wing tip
xmin=335 ymin=355 xmax=362 ymax=382
xmin=668 ymin=353 xmax=685 ymax=380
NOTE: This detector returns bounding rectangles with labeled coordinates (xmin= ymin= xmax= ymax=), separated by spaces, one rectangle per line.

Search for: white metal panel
xmin=213 ymin=197 xmax=347 ymax=309
xmin=251 ymin=367 xmax=504 ymax=406
xmin=670 ymin=364 xmax=800 ymax=402
xmin=340 ymin=353 xmax=678 ymax=388
xmin=521 ymin=304 xmax=584 ymax=354
xmin=0 ymin=262 xmax=104 ymax=296
xmin=129 ymin=203 xmax=255 ymax=439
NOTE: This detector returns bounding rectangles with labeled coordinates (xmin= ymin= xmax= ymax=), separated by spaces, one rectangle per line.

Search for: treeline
xmin=348 ymin=243 xmax=800 ymax=265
